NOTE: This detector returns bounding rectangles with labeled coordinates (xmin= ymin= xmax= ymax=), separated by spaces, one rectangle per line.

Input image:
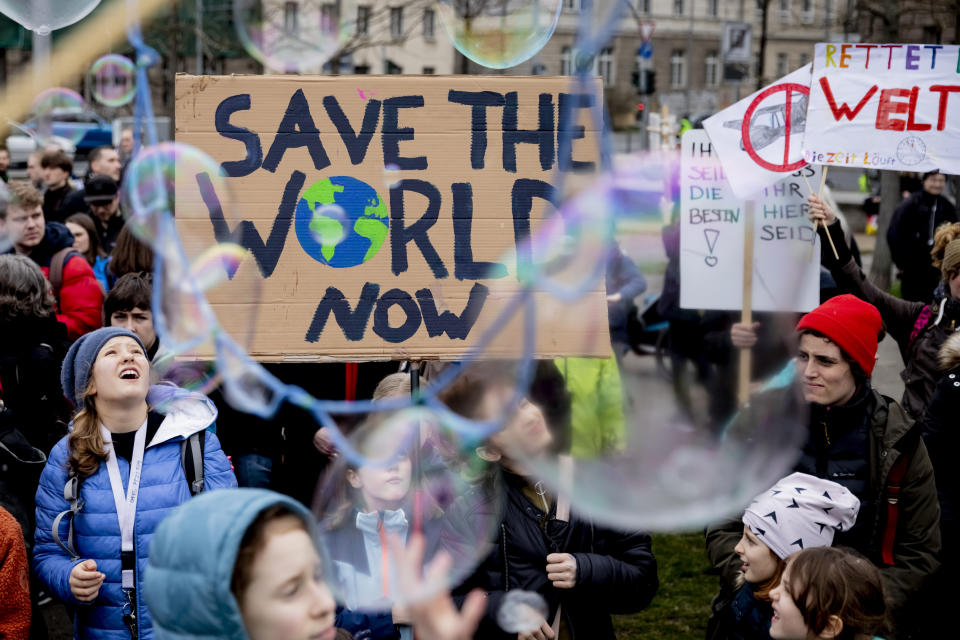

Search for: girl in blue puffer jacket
xmin=32 ymin=327 xmax=237 ymax=640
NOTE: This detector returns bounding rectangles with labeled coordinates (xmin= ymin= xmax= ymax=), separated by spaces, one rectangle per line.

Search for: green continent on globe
xmin=355 ymin=195 xmax=389 ymax=262
xmin=304 ymin=178 xmax=346 ymax=262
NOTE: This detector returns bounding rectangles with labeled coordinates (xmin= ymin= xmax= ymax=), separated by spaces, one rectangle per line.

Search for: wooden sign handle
xmin=738 ymin=200 xmax=755 ymax=407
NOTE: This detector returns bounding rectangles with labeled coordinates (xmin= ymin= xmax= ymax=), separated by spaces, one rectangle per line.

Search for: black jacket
xmin=887 ymin=191 xmax=958 ymax=302
xmin=0 ymin=314 xmax=70 ymax=550
xmin=444 ymin=471 xmax=658 ymax=640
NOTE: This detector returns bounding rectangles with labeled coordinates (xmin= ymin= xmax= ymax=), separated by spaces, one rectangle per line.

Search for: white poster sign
xmin=802 ymin=43 xmax=960 ymax=174
xmin=680 ymin=130 xmax=821 ymax=313
xmin=703 ymin=65 xmax=812 ymax=199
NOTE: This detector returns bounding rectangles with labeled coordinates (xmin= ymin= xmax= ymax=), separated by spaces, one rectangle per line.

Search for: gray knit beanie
xmin=742 ymin=472 xmax=860 ymax=560
xmin=61 ymin=327 xmax=146 ymax=409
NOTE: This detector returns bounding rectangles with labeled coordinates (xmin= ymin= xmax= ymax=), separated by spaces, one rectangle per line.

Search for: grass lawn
xmin=613 ymin=532 xmax=717 ymax=639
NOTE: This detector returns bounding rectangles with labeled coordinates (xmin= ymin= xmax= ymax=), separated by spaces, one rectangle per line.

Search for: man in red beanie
xmin=707 ymin=295 xmax=940 ymax=638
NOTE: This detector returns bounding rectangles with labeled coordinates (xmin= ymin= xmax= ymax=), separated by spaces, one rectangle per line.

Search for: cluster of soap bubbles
xmin=2 ymin=0 xmax=813 ymax=624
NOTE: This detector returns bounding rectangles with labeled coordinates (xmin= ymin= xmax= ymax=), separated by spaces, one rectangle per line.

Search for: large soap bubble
xmin=0 ymin=0 xmax=101 ymax=35
xmin=233 ymin=0 xmax=356 ymax=73
xmin=437 ymin=146 xmax=813 ymax=533
xmin=315 ymin=407 xmax=504 ymax=612
xmin=435 ymin=0 xmax=562 ymax=69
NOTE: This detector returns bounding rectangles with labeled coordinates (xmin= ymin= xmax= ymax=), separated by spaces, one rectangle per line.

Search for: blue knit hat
xmin=61 ymin=327 xmax=146 ymax=409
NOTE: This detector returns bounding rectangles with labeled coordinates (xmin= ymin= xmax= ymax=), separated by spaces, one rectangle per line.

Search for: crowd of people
xmin=0 ymin=132 xmax=956 ymax=640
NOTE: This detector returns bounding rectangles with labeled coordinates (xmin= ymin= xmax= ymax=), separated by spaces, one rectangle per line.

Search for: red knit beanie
xmin=796 ymin=294 xmax=882 ymax=376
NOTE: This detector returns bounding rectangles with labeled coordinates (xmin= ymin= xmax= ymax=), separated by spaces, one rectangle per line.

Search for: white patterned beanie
xmin=742 ymin=472 xmax=860 ymax=560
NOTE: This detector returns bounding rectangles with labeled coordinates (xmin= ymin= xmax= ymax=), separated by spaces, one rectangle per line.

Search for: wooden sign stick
xmin=803 ymin=170 xmax=840 ymax=260
xmin=738 ymin=200 xmax=755 ymax=407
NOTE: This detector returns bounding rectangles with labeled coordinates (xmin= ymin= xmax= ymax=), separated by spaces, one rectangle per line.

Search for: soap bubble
xmin=233 ymin=0 xmax=355 ymax=73
xmin=0 ymin=0 xmax=101 ymax=35
xmin=121 ymin=142 xmax=263 ymax=395
xmin=498 ymin=590 xmax=549 ymax=633
xmin=315 ymin=407 xmax=503 ymax=611
xmin=29 ymin=88 xmax=88 ymax=147
xmin=89 ymin=54 xmax=136 ymax=107
xmin=477 ymin=146 xmax=814 ymax=532
xmin=435 ymin=0 xmax=562 ymax=69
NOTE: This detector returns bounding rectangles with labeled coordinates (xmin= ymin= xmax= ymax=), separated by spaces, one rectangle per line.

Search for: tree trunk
xmin=869 ymin=171 xmax=899 ymax=291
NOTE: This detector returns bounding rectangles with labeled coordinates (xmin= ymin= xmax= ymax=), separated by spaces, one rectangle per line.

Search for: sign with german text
xmin=175 ymin=74 xmax=608 ymax=361
xmin=680 ymin=130 xmax=821 ymax=313
xmin=703 ymin=65 xmax=812 ymax=198
xmin=802 ymin=43 xmax=960 ymax=174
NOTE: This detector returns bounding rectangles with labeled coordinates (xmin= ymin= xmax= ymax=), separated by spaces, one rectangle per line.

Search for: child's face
xmin=89 ymin=336 xmax=149 ymax=405
xmin=733 ymin=526 xmax=780 ymax=584
xmin=240 ymin=517 xmax=337 ymax=640
xmin=769 ymin=562 xmax=811 ymax=640
xmin=348 ymin=455 xmax=413 ymax=511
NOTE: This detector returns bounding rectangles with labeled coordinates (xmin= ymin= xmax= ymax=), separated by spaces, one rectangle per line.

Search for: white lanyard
xmin=102 ymin=420 xmax=148 ymax=590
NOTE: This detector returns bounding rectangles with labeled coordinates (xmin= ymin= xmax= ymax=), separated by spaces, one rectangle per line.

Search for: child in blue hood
xmin=32 ymin=327 xmax=237 ymax=640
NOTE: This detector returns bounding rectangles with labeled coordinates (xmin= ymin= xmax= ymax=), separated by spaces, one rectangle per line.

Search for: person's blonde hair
xmin=67 ymin=380 xmax=109 ymax=478
xmin=930 ymin=222 xmax=960 ymax=275
xmin=372 ymin=372 xmax=411 ymax=401
xmin=1 ymin=180 xmax=42 ymax=217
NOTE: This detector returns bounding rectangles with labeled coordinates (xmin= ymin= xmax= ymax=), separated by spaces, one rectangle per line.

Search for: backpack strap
xmin=180 ymin=430 xmax=206 ymax=496
xmin=52 ymin=474 xmax=83 ymax=562
xmin=49 ymin=247 xmax=78 ymax=307
xmin=881 ymin=448 xmax=915 ymax=566
xmin=908 ymin=304 xmax=933 ymax=351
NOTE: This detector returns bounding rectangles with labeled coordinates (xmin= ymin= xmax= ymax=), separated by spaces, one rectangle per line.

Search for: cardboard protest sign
xmin=803 ymin=43 xmax=960 ymax=174
xmin=703 ymin=65 xmax=812 ymax=198
xmin=174 ymin=74 xmax=609 ymax=361
xmin=679 ymin=130 xmax=821 ymax=313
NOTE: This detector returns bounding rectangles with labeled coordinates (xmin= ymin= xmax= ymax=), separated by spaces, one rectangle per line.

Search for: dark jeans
xmin=233 ymin=453 xmax=274 ymax=489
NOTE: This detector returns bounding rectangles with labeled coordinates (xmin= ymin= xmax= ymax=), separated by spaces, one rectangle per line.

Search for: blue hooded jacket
xmin=32 ymin=384 xmax=237 ymax=640
xmin=145 ymin=488 xmax=398 ymax=640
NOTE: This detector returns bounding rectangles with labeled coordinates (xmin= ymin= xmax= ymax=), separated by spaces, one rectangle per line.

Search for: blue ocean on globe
xmin=294 ymin=176 xmax=389 ymax=268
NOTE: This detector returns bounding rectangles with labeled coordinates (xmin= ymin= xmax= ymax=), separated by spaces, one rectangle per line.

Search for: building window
xmin=386 ymin=59 xmax=402 ymax=74
xmin=563 ymin=0 xmax=579 ymax=11
xmin=320 ymin=3 xmax=338 ymax=32
xmin=423 ymin=9 xmax=435 ymax=40
xmin=639 ymin=0 xmax=650 ymax=13
xmin=673 ymin=0 xmax=684 ymax=15
xmin=284 ymin=1 xmax=298 ymax=33
xmin=390 ymin=7 xmax=403 ymax=39
xmin=801 ymin=0 xmax=814 ymax=23
xmin=598 ymin=47 xmax=614 ymax=86
xmin=670 ymin=49 xmax=687 ymax=88
xmin=799 ymin=52 xmax=810 ymax=67
xmin=357 ymin=6 xmax=370 ymax=35
xmin=423 ymin=66 xmax=435 ymax=74
xmin=779 ymin=0 xmax=791 ymax=22
xmin=705 ymin=51 xmax=719 ymax=87
xmin=776 ymin=51 xmax=788 ymax=77
xmin=354 ymin=64 xmax=370 ymax=74
xmin=707 ymin=0 xmax=719 ymax=17
xmin=561 ymin=46 xmax=573 ymax=76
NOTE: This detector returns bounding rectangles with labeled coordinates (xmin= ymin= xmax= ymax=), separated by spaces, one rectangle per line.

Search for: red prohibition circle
xmin=741 ymin=82 xmax=810 ymax=173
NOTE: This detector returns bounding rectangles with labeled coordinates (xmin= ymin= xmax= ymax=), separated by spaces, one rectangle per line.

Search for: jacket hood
xmin=147 ymin=383 xmax=218 ymax=448
xmin=144 ymin=488 xmax=316 ymax=640
xmin=28 ymin=222 xmax=75 ymax=267
xmin=938 ymin=331 xmax=960 ymax=370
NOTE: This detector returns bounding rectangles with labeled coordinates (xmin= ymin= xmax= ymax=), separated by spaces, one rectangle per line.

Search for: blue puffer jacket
xmin=33 ymin=385 xmax=237 ymax=640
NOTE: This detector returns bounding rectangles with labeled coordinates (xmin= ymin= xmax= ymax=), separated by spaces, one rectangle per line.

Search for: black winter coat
xmin=0 ymin=315 xmax=71 ymax=550
xmin=887 ymin=191 xmax=957 ymax=302
xmin=444 ymin=471 xmax=658 ymax=640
